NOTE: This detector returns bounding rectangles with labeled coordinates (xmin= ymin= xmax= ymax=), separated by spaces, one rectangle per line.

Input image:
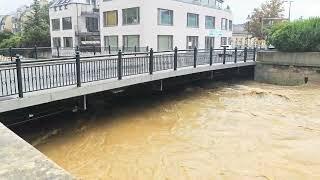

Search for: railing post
xmin=149 ymin=48 xmax=154 ymax=75
xmin=117 ymin=50 xmax=122 ymax=80
xmin=108 ymin=45 xmax=111 ymax=54
xmin=56 ymin=46 xmax=60 ymax=58
xmin=15 ymin=55 xmax=23 ymax=98
xmin=146 ymin=46 xmax=149 ymax=52
xmin=75 ymin=51 xmax=81 ymax=87
xmin=223 ymin=46 xmax=226 ymax=64
xmin=193 ymin=47 xmax=197 ymax=68
xmin=174 ymin=47 xmax=178 ymax=71
xmin=93 ymin=45 xmax=96 ymax=55
xmin=9 ymin=47 xmax=13 ymax=62
xmin=244 ymin=47 xmax=248 ymax=62
xmin=134 ymin=46 xmax=137 ymax=56
xmin=253 ymin=47 xmax=257 ymax=61
xmin=209 ymin=46 xmax=213 ymax=66
xmin=34 ymin=45 xmax=38 ymax=59
xmin=234 ymin=47 xmax=238 ymax=63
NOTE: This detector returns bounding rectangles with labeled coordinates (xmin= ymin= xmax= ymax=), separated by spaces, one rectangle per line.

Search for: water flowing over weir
xmin=11 ymin=81 xmax=320 ymax=179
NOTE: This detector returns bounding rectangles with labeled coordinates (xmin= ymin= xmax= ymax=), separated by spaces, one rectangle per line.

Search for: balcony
xmin=173 ymin=0 xmax=231 ymax=12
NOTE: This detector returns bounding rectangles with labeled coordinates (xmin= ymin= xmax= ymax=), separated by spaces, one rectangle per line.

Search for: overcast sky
xmin=1 ymin=0 xmax=320 ymax=24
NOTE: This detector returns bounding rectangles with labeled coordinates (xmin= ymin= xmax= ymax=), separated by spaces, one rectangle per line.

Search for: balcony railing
xmin=173 ymin=0 xmax=231 ymax=12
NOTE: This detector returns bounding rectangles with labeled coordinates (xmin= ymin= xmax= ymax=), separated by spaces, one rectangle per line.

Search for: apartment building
xmin=100 ymin=0 xmax=233 ymax=51
xmin=49 ymin=0 xmax=100 ymax=49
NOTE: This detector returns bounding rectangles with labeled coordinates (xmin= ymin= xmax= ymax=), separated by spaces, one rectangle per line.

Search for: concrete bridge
xmin=0 ymin=47 xmax=256 ymax=114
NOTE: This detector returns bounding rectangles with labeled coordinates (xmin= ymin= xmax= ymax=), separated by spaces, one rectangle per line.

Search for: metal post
xmin=108 ymin=45 xmax=111 ymax=54
xmin=9 ymin=47 xmax=13 ymax=62
xmin=34 ymin=45 xmax=38 ymax=59
xmin=134 ymin=46 xmax=137 ymax=56
xmin=146 ymin=46 xmax=149 ymax=52
xmin=234 ymin=47 xmax=238 ymax=63
xmin=223 ymin=47 xmax=226 ymax=64
xmin=56 ymin=46 xmax=60 ymax=58
xmin=193 ymin=47 xmax=197 ymax=68
xmin=209 ymin=46 xmax=213 ymax=66
xmin=16 ymin=55 xmax=23 ymax=98
xmin=117 ymin=50 xmax=122 ymax=80
xmin=76 ymin=51 xmax=81 ymax=87
xmin=174 ymin=47 xmax=178 ymax=71
xmin=93 ymin=45 xmax=96 ymax=55
xmin=149 ymin=48 xmax=154 ymax=75
xmin=244 ymin=47 xmax=248 ymax=62
xmin=253 ymin=47 xmax=257 ymax=61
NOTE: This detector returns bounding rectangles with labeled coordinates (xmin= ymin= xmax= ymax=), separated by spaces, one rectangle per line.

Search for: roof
xmin=51 ymin=0 xmax=94 ymax=7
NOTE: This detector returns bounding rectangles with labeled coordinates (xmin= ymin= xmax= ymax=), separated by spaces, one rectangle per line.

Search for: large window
xmin=103 ymin=10 xmax=118 ymax=27
xmin=122 ymin=7 xmax=140 ymax=25
xmin=229 ymin=20 xmax=233 ymax=31
xmin=221 ymin=37 xmax=227 ymax=46
xmin=62 ymin=17 xmax=72 ymax=30
xmin=158 ymin=35 xmax=173 ymax=51
xmin=52 ymin=37 xmax=61 ymax=47
xmin=104 ymin=36 xmax=118 ymax=48
xmin=86 ymin=17 xmax=99 ymax=32
xmin=186 ymin=36 xmax=198 ymax=49
xmin=123 ymin=35 xmax=140 ymax=48
xmin=221 ymin=18 xmax=228 ymax=30
xmin=205 ymin=37 xmax=215 ymax=49
xmin=158 ymin=9 xmax=173 ymax=26
xmin=63 ymin=37 xmax=73 ymax=48
xmin=52 ymin=19 xmax=60 ymax=31
xmin=205 ymin=16 xmax=215 ymax=29
xmin=187 ymin=13 xmax=199 ymax=28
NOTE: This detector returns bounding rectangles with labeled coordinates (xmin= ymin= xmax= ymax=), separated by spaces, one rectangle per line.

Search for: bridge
xmin=0 ymin=47 xmax=256 ymax=114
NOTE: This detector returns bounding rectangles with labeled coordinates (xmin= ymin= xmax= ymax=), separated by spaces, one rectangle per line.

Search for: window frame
xmin=62 ymin=17 xmax=72 ymax=30
xmin=205 ymin=16 xmax=215 ymax=29
xmin=158 ymin=8 xmax=174 ymax=26
xmin=104 ymin=35 xmax=119 ymax=48
xmin=103 ymin=10 xmax=118 ymax=27
xmin=157 ymin=35 xmax=173 ymax=51
xmin=51 ymin=19 xmax=60 ymax=31
xmin=186 ymin=36 xmax=199 ymax=49
xmin=123 ymin=35 xmax=140 ymax=48
xmin=187 ymin=13 xmax=199 ymax=28
xmin=122 ymin=7 xmax=140 ymax=25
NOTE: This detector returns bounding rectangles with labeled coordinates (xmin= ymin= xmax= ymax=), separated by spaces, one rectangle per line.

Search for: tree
xmin=246 ymin=0 xmax=285 ymax=39
xmin=0 ymin=34 xmax=23 ymax=48
xmin=22 ymin=0 xmax=50 ymax=47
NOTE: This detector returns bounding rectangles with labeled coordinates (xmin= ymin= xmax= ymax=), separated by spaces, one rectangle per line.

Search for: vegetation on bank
xmin=0 ymin=0 xmax=50 ymax=48
xmin=267 ymin=18 xmax=320 ymax=52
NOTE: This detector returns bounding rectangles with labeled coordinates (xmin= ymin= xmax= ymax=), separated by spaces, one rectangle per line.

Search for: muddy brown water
xmin=16 ymin=81 xmax=320 ymax=179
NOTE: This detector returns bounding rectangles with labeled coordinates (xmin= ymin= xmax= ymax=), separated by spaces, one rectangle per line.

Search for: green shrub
xmin=267 ymin=18 xmax=320 ymax=52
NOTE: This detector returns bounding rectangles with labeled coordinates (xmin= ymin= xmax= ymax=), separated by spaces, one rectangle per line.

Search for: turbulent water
xmin=18 ymin=81 xmax=320 ymax=179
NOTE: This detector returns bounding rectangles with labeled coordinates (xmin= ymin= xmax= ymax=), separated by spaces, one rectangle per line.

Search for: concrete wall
xmin=255 ymin=51 xmax=320 ymax=85
xmin=100 ymin=0 xmax=233 ymax=50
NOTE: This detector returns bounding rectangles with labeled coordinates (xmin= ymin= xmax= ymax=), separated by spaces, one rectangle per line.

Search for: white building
xmin=100 ymin=0 xmax=233 ymax=52
xmin=49 ymin=0 xmax=100 ymax=49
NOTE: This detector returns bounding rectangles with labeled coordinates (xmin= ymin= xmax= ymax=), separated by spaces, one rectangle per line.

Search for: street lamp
xmin=284 ymin=0 xmax=294 ymax=21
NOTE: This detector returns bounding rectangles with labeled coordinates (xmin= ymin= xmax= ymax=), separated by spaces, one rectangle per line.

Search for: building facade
xmin=232 ymin=24 xmax=266 ymax=49
xmin=49 ymin=0 xmax=100 ymax=49
xmin=99 ymin=0 xmax=233 ymax=51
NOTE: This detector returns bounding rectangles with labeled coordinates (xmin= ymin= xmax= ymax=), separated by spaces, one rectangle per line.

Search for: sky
xmin=1 ymin=0 xmax=320 ymax=24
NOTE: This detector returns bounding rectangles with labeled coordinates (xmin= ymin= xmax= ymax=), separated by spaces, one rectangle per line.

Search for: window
xmin=123 ymin=35 xmax=140 ymax=48
xmin=52 ymin=37 xmax=61 ymax=47
xmin=63 ymin=37 xmax=73 ymax=48
xmin=158 ymin=9 xmax=173 ymax=26
xmin=52 ymin=19 xmax=60 ymax=31
xmin=62 ymin=17 xmax=72 ymax=30
xmin=103 ymin=10 xmax=118 ymax=27
xmin=86 ymin=17 xmax=99 ymax=32
xmin=205 ymin=16 xmax=215 ymax=29
xmin=221 ymin=37 xmax=227 ymax=46
xmin=187 ymin=13 xmax=199 ymax=28
xmin=122 ymin=7 xmax=140 ymax=25
xmin=158 ymin=35 xmax=173 ymax=51
xmin=228 ymin=37 xmax=232 ymax=45
xmin=205 ymin=37 xmax=215 ymax=49
xmin=104 ymin=36 xmax=118 ymax=48
xmin=229 ymin=20 xmax=233 ymax=31
xmin=221 ymin=18 xmax=228 ymax=30
xmin=186 ymin=36 xmax=198 ymax=49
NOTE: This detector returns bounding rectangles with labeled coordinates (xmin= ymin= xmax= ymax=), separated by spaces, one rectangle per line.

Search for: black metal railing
xmin=0 ymin=47 xmax=256 ymax=98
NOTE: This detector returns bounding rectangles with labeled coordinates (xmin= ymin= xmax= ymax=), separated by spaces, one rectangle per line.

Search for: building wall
xmin=100 ymin=0 xmax=233 ymax=50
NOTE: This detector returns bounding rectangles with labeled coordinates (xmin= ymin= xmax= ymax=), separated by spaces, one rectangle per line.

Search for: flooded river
xmin=17 ymin=81 xmax=320 ymax=179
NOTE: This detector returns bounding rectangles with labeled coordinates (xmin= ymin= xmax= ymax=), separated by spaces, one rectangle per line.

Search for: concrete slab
xmin=0 ymin=123 xmax=74 ymax=180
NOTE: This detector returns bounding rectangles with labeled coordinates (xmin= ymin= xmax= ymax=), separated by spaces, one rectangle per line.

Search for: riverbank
xmin=13 ymin=80 xmax=320 ymax=179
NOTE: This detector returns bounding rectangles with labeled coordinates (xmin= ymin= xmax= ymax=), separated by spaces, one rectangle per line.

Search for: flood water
xmin=15 ymin=80 xmax=320 ymax=179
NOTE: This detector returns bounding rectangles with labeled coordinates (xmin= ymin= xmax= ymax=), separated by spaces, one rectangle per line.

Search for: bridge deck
xmin=0 ymin=48 xmax=256 ymax=113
